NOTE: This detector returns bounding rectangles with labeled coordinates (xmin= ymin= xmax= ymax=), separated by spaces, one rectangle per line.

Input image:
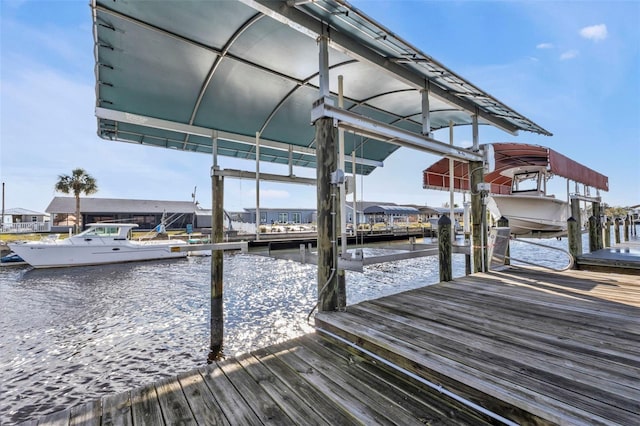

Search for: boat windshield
xmin=78 ymin=226 xmax=122 ymax=237
xmin=511 ymin=171 xmax=541 ymax=193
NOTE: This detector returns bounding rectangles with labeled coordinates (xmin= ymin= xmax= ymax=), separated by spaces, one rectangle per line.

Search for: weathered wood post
xmin=438 ymin=215 xmax=452 ymax=282
xmin=497 ymin=216 xmax=510 ymax=266
xmin=316 ymin=117 xmax=339 ymax=311
xmin=588 ymin=215 xmax=598 ymax=253
xmin=469 ymin=160 xmax=485 ymax=272
xmin=624 ymin=216 xmax=631 ymax=241
xmin=604 ymin=217 xmax=612 ymax=248
xmin=567 ymin=217 xmax=580 ymax=267
xmin=210 ymin=170 xmax=224 ymax=357
xmin=592 ymin=202 xmax=603 ymax=250
xmin=614 ymin=218 xmax=621 ymax=244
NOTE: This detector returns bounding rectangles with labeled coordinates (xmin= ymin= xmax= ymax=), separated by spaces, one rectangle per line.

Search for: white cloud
xmin=560 ymin=49 xmax=579 ymax=60
xmin=580 ymin=24 xmax=608 ymax=41
xmin=536 ymin=43 xmax=554 ymax=49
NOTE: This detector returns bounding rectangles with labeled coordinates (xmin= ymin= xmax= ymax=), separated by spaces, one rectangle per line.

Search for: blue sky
xmin=1 ymin=0 xmax=638 ymax=214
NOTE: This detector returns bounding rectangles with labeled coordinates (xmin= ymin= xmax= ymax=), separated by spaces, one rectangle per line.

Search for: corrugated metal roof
xmin=45 ymin=197 xmax=199 ymax=214
xmin=92 ymin=0 xmax=550 ymax=177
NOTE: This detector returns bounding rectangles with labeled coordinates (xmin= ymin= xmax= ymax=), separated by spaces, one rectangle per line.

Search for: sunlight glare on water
xmin=0 ymin=249 xmax=465 ymax=424
xmin=0 ymin=238 xmax=571 ymax=424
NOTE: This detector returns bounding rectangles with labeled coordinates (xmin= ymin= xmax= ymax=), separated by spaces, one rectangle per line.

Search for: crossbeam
xmin=311 ymin=99 xmax=484 ymax=162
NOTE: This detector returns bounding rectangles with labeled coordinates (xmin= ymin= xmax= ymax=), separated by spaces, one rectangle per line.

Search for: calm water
xmin=0 ymin=239 xmax=575 ymax=424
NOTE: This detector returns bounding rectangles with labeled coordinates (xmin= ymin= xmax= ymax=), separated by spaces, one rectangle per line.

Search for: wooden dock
xmin=20 ymin=266 xmax=640 ymax=425
xmin=318 ymin=267 xmax=640 ymax=425
xmin=577 ymin=238 xmax=640 ymax=273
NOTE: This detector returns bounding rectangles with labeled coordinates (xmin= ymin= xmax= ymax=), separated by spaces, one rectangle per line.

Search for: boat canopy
xmin=422 ymin=143 xmax=608 ymax=194
xmin=91 ymin=0 xmax=551 ymax=176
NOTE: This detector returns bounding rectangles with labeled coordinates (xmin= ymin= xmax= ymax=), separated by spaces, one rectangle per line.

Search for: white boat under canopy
xmin=423 ymin=143 xmax=609 ymax=236
xmin=8 ymin=223 xmax=188 ymax=269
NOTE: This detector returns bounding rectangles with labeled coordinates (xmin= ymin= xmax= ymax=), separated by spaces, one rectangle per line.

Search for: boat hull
xmin=8 ymin=240 xmax=188 ymax=268
xmin=489 ymin=194 xmax=568 ymax=236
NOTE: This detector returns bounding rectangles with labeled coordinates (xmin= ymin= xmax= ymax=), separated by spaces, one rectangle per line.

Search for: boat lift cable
xmin=315 ymin=327 xmax=519 ymax=426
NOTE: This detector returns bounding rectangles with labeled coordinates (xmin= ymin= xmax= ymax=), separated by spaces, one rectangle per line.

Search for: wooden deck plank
xmin=130 ymin=384 xmax=163 ymax=426
xmin=316 ymin=267 xmax=640 ymax=426
xmin=252 ymin=344 xmax=362 ymax=426
xmin=100 ymin=391 xmax=132 ymax=426
xmin=344 ymin=301 xmax=640 ymax=420
xmin=215 ymin=357 xmax=295 ymax=425
xmin=383 ymin=284 xmax=640 ymax=373
xmin=310 ymin=335 xmax=496 ymax=426
xmin=198 ymin=365 xmax=262 ymax=426
xmin=235 ymin=351 xmax=330 ymax=426
xmin=176 ymin=370 xmax=229 ymax=426
xmin=69 ymin=400 xmax=100 ymax=426
xmin=35 ymin=407 xmax=70 ymax=425
xmin=366 ymin=292 xmax=640 ymax=391
xmin=269 ymin=340 xmax=402 ymax=425
xmin=154 ymin=376 xmax=197 ymax=426
xmin=303 ymin=334 xmax=497 ymax=426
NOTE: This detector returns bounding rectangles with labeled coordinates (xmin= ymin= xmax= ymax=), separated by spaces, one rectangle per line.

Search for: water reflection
xmin=0 ymin=244 xmax=516 ymax=424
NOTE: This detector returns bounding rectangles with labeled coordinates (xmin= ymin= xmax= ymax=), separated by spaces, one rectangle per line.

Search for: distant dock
xmin=20 ymin=260 xmax=639 ymax=425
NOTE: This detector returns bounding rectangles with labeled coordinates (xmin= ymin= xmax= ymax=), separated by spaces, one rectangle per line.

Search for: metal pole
xmin=338 ymin=75 xmax=347 ymax=258
xmin=255 ymin=131 xmax=261 ymax=240
xmin=449 ymin=121 xmax=455 ymax=243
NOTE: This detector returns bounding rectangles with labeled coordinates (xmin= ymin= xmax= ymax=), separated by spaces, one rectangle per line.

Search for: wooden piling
xmin=497 ymin=216 xmax=510 ymax=266
xmin=315 ymin=117 xmax=338 ymax=312
xmin=469 ymin=160 xmax=485 ymax=272
xmin=625 ymin=217 xmax=631 ymax=241
xmin=604 ymin=217 xmax=611 ymax=248
xmin=592 ymin=202 xmax=603 ymax=250
xmin=614 ymin=218 xmax=621 ymax=244
xmin=588 ymin=215 xmax=598 ymax=253
xmin=210 ymin=173 xmax=224 ymax=356
xmin=438 ymin=215 xmax=452 ymax=282
xmin=567 ymin=217 xmax=580 ymax=267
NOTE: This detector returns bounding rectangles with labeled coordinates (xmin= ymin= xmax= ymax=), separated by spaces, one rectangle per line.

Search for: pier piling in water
xmin=567 ymin=217 xmax=580 ymax=267
xmin=210 ymin=171 xmax=224 ymax=356
xmin=438 ymin=215 xmax=452 ymax=281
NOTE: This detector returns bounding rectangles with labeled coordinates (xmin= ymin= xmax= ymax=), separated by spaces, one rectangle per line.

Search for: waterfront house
xmin=0 ymin=208 xmax=50 ymax=233
xmin=45 ymin=197 xmax=202 ymax=232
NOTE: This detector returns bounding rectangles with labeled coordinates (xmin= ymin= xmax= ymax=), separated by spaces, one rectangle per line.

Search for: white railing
xmin=0 ymin=222 xmax=51 ymax=233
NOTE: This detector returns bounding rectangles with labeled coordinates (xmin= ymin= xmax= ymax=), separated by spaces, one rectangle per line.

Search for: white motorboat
xmin=423 ymin=142 xmax=609 ymax=237
xmin=486 ymin=166 xmax=568 ymax=236
xmin=8 ymin=223 xmax=188 ymax=268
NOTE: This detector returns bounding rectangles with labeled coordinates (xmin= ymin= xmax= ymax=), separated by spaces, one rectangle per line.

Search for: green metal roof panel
xmin=92 ymin=0 xmax=550 ymax=176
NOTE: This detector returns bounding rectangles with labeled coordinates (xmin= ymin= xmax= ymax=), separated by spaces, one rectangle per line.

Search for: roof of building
xmin=363 ymin=205 xmax=420 ymax=215
xmin=3 ymin=208 xmax=49 ymax=216
xmin=45 ymin=197 xmax=200 ymax=214
xmin=92 ymin=0 xmax=550 ymax=177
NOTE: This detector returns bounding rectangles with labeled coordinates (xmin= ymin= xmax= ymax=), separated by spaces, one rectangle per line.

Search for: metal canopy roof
xmin=92 ymin=0 xmax=551 ymax=176
xmin=423 ymin=142 xmax=609 ymax=194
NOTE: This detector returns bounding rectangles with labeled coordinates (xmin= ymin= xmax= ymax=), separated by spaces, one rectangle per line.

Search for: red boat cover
xmin=422 ymin=143 xmax=608 ymax=194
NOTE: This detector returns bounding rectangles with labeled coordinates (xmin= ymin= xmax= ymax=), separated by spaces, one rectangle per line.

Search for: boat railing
xmin=492 ymin=233 xmax=574 ymax=272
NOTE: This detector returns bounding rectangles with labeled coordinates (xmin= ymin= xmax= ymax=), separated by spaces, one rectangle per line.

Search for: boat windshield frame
xmin=511 ymin=171 xmax=543 ymax=194
xmin=77 ymin=225 xmax=131 ymax=238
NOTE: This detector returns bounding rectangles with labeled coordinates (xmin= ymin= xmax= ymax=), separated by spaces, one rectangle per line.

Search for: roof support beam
xmin=311 ymin=99 xmax=483 ymax=162
xmin=95 ymin=107 xmax=384 ymax=168
xmin=213 ymin=169 xmax=316 ymax=186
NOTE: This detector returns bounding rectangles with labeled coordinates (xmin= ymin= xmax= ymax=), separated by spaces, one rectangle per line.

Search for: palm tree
xmin=54 ymin=168 xmax=98 ymax=233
